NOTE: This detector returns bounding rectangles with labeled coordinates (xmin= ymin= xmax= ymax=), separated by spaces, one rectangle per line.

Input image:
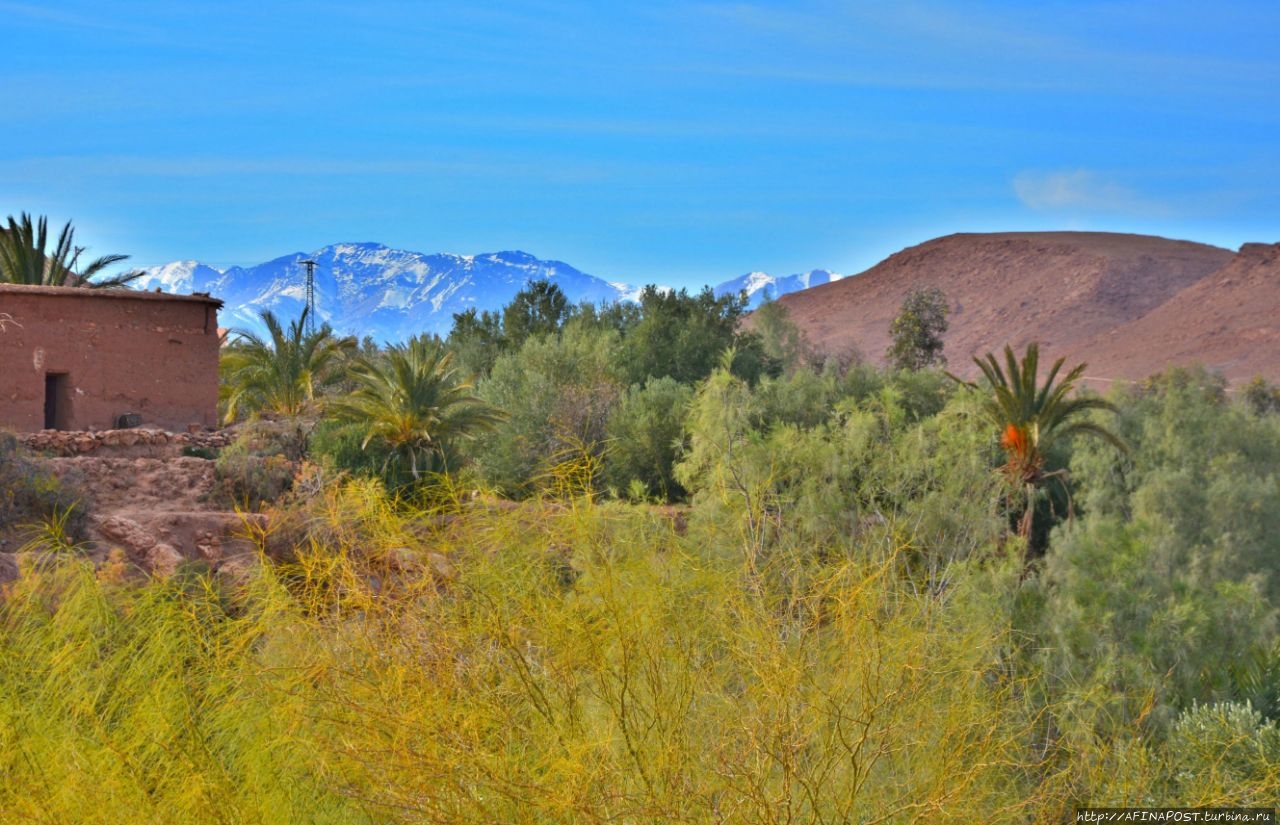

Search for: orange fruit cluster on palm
xmin=998 ymin=422 xmax=1043 ymax=484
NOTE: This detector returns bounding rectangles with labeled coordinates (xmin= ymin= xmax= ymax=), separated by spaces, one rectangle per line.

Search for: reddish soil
xmin=1060 ymin=242 xmax=1280 ymax=387
xmin=770 ymin=231 xmax=1279 ymax=385
xmin=7 ymin=447 xmax=264 ymax=581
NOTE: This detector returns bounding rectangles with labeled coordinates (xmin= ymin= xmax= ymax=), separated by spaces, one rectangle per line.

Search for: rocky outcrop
xmin=94 ymin=511 xmax=265 ymax=578
xmin=19 ymin=430 xmax=266 ymax=583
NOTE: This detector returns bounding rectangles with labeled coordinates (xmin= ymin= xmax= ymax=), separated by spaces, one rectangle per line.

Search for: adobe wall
xmin=0 ymin=285 xmax=222 ymax=433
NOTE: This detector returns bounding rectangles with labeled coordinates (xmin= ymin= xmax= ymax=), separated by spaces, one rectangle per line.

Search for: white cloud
xmin=1013 ymin=169 xmax=1169 ymax=216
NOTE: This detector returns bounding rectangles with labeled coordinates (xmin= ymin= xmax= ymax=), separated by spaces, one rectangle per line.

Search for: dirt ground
xmin=2 ymin=440 xmax=264 ymax=583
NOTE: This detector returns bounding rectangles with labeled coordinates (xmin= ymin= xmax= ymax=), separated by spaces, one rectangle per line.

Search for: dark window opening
xmin=44 ymin=373 xmax=69 ymax=430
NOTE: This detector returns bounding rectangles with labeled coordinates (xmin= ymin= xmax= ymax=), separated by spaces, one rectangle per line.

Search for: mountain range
xmin=136 ymin=244 xmax=836 ymax=341
xmin=137 ymin=231 xmax=1280 ymax=386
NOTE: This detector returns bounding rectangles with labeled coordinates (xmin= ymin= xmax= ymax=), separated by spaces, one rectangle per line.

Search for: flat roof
xmin=0 ymin=283 xmax=223 ymax=308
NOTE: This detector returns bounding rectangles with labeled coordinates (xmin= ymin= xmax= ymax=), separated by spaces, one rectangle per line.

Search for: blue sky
xmin=4 ymin=1 xmax=1279 ymax=289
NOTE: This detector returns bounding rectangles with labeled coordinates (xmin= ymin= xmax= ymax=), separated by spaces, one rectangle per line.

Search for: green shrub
xmin=603 ymin=376 xmax=692 ymax=502
xmin=474 ymin=324 xmax=622 ymax=497
xmin=1033 ymin=364 xmax=1280 ymax=739
xmin=308 ymin=418 xmax=395 ymax=483
xmin=0 ymin=431 xmax=87 ymax=544
xmin=212 ymin=420 xmax=305 ymax=508
xmin=1168 ymin=701 xmax=1280 ymax=804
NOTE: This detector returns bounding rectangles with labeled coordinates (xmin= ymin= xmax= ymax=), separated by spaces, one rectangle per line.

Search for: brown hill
xmin=1060 ymin=242 xmax=1280 ymax=386
xmin=773 ymin=231 xmax=1251 ymax=382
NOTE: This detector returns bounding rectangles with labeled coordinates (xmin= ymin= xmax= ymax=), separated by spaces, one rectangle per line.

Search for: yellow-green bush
xmin=3 ymin=473 xmax=1276 ymax=822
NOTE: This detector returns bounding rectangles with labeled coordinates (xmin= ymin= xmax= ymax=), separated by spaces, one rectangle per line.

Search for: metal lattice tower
xmin=299 ymin=259 xmax=318 ymax=334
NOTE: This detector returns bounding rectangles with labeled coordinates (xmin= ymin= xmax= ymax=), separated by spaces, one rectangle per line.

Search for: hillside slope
xmin=1060 ymin=241 xmax=1280 ymax=385
xmin=773 ymin=232 xmax=1237 ymax=380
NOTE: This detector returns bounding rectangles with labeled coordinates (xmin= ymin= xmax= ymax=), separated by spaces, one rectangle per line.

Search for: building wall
xmin=0 ymin=285 xmax=222 ymax=432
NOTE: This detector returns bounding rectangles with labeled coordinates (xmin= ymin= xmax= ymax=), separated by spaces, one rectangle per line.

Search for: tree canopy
xmin=886 ymin=286 xmax=949 ymax=371
xmin=958 ymin=342 xmax=1126 ymax=561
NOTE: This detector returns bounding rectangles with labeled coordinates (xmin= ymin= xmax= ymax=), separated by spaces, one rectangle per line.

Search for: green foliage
xmin=886 ymin=286 xmax=949 ymax=371
xmin=6 ymin=357 xmax=1280 ymax=816
xmin=0 ymin=484 xmax=1053 ymax=822
xmin=445 ymin=280 xmax=575 ymax=378
xmin=1169 ymin=702 xmax=1280 ymax=805
xmin=675 ymin=361 xmax=1002 ymax=582
xmin=334 ymin=335 xmax=504 ymax=484
xmin=603 ymin=376 xmax=693 ymax=502
xmin=1037 ymin=516 xmax=1276 ymax=735
xmin=446 ymin=306 xmax=504 ymax=378
xmin=0 ymin=212 xmax=143 ymax=288
xmin=18 ymin=504 xmax=86 ymax=554
xmin=1072 ymin=366 xmax=1280 ymax=600
xmin=884 ymin=366 xmax=954 ymax=421
xmin=0 ymin=561 xmax=364 ymax=822
xmin=958 ymin=342 xmax=1126 ymax=561
xmin=213 ymin=421 xmax=304 ymax=508
xmin=501 ymin=278 xmax=573 ymax=348
xmin=0 ymin=432 xmax=87 ymax=543
xmin=219 ymin=309 xmax=356 ymax=424
xmin=1032 ymin=364 xmax=1280 ymax=756
xmin=618 ymin=285 xmax=752 ymax=386
xmin=473 ymin=323 xmax=622 ymax=497
xmin=749 ymin=299 xmax=814 ymax=376
xmin=448 ymin=278 xmax=757 ymax=393
xmin=308 ymin=418 xmax=396 ymax=482
xmin=1242 ymin=375 xmax=1280 ymax=416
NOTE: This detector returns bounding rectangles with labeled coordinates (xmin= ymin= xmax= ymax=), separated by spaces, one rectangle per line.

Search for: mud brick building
xmin=0 ymin=284 xmax=222 ymax=432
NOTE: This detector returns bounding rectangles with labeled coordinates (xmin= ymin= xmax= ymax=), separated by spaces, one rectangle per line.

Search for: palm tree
xmin=0 ymin=213 xmax=144 ymax=288
xmin=220 ymin=309 xmax=355 ymax=423
xmin=335 ymin=336 xmax=504 ymax=481
xmin=955 ymin=342 xmax=1127 ymax=562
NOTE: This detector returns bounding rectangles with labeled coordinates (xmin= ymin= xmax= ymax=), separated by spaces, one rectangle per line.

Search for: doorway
xmin=44 ymin=373 xmax=69 ymax=430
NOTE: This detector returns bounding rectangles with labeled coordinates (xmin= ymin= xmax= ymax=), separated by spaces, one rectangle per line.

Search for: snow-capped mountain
xmin=135 ymin=242 xmax=844 ymax=341
xmin=135 ymin=244 xmax=634 ymax=342
xmin=713 ymin=269 xmax=844 ymax=308
xmin=134 ymin=260 xmax=225 ymax=294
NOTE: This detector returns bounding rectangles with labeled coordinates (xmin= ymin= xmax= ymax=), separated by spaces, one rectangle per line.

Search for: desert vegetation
xmin=4 ymin=282 xmax=1280 ymax=820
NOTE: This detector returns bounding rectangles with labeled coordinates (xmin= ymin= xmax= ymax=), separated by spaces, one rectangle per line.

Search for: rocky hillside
xmin=770 ymin=231 xmax=1280 ymax=384
xmin=1059 ymin=241 xmax=1280 ymax=385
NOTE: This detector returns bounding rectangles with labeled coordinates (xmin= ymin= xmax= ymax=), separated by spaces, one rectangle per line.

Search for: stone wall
xmin=22 ymin=427 xmax=233 ymax=457
xmin=0 ymin=285 xmax=222 ymax=433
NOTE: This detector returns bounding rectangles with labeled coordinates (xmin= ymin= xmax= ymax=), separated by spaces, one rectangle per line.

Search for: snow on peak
xmin=712 ymin=266 xmax=846 ymax=308
xmin=134 ymin=260 xmax=223 ymax=294
xmin=144 ymin=244 xmax=637 ymax=342
xmin=741 ymin=271 xmax=775 ymax=294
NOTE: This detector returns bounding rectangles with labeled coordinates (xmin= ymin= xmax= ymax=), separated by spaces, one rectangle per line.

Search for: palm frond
xmin=219 ymin=308 xmax=355 ymax=423
xmin=333 ymin=335 xmax=505 ymax=480
xmin=0 ymin=213 xmax=140 ymax=288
